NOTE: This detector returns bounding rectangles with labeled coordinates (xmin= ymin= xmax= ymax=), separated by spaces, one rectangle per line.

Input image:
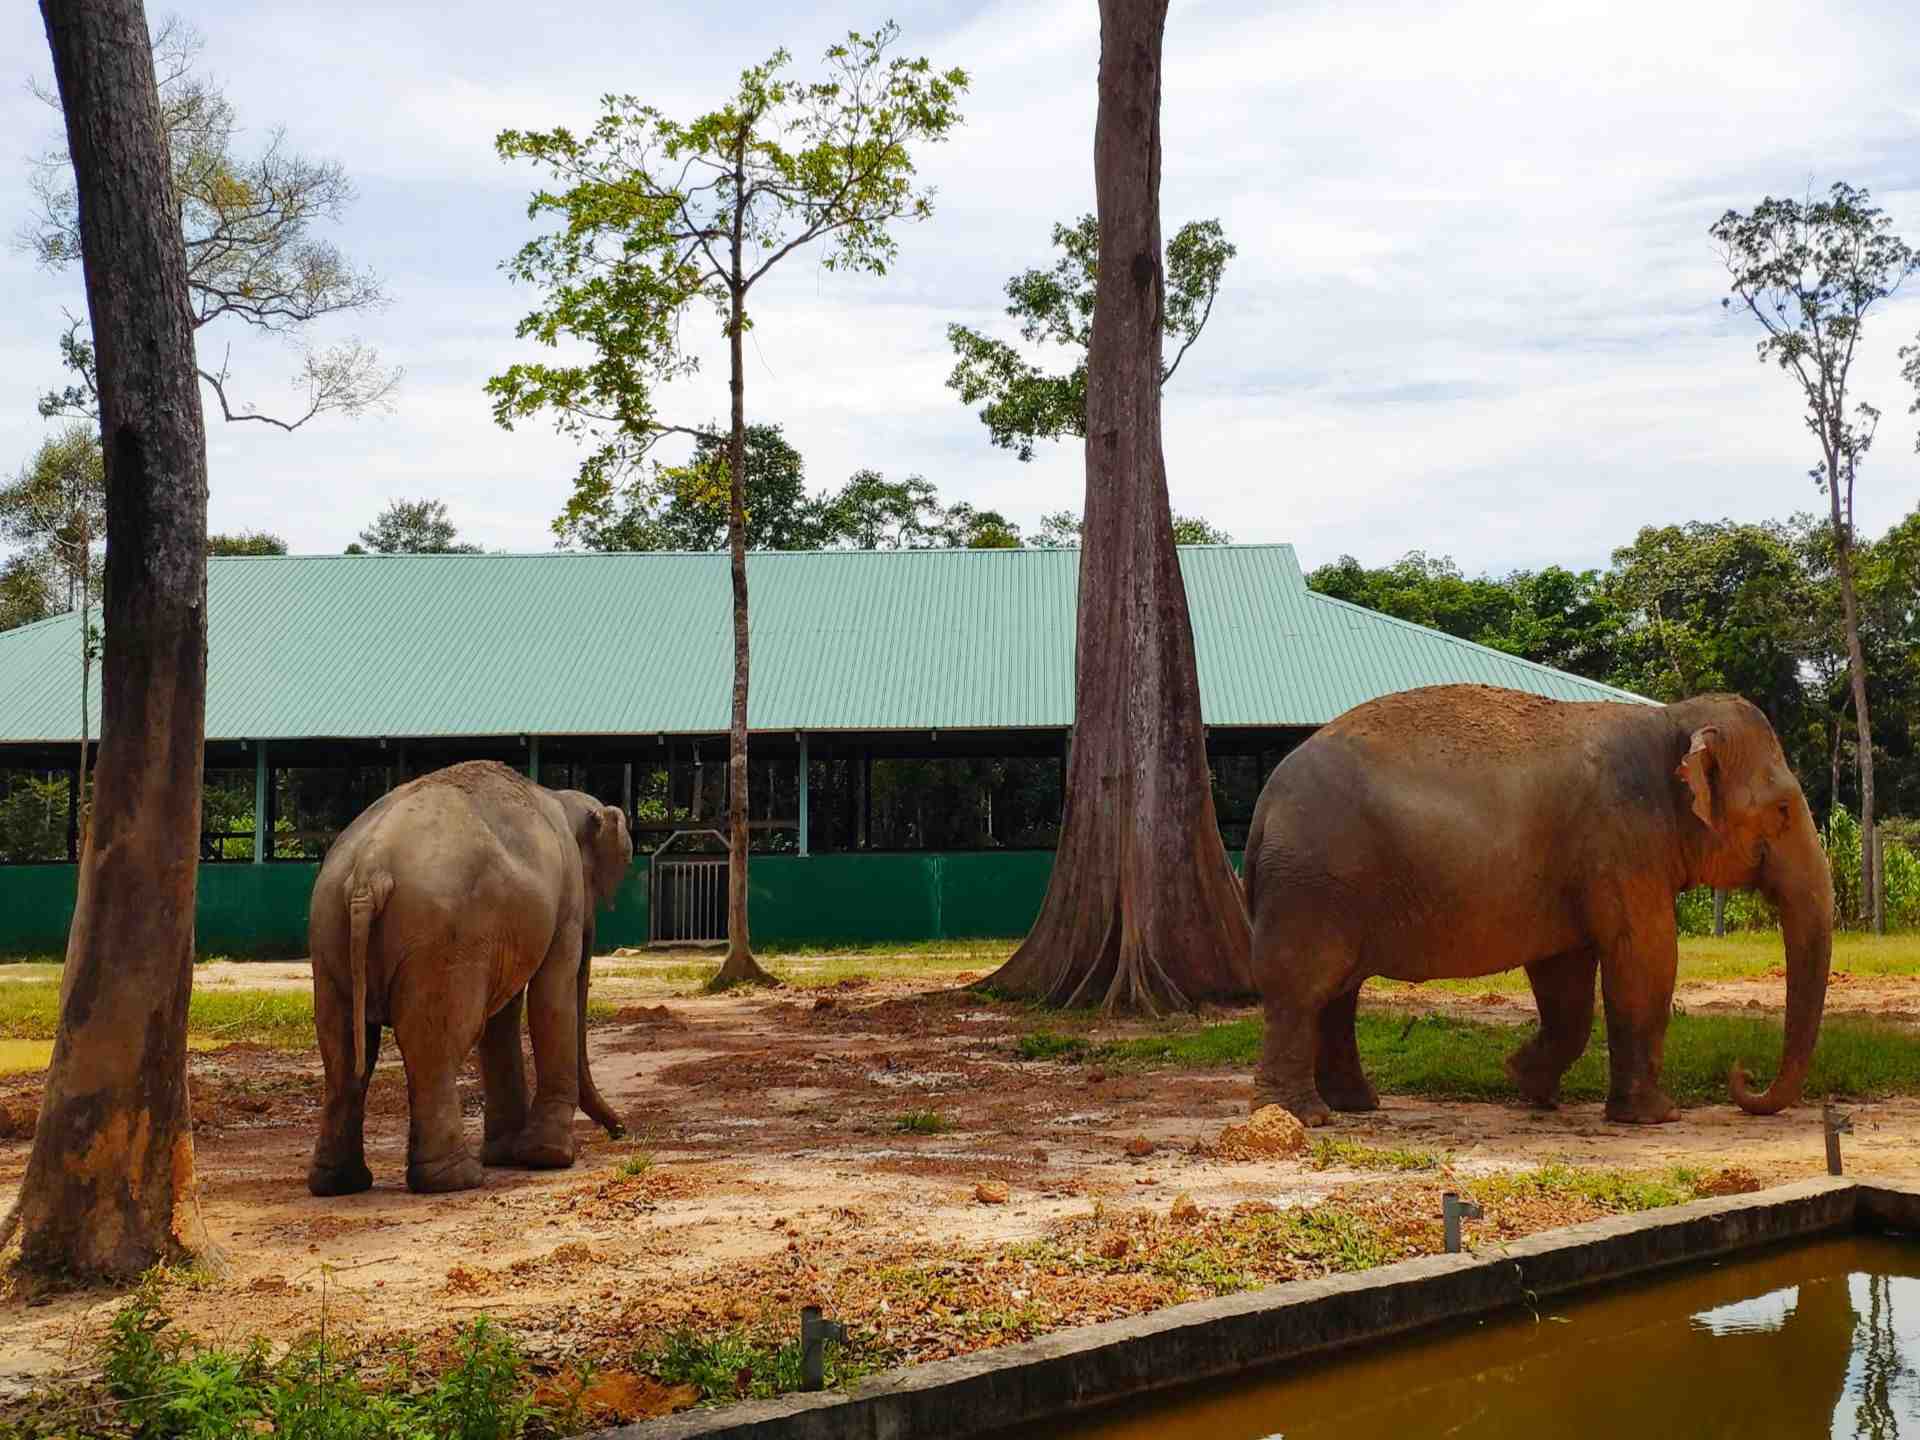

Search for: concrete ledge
xmin=600 ymin=1178 xmax=1883 ymax=1440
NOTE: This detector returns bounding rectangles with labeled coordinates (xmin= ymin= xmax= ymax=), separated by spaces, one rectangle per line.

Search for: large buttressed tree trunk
xmin=985 ymin=0 xmax=1251 ymax=1012
xmin=10 ymin=0 xmax=210 ymax=1274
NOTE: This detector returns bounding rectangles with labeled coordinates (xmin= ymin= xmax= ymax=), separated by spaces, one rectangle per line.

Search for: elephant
xmin=1243 ymin=684 xmax=1833 ymax=1127
xmin=305 ymin=760 xmax=634 ymax=1195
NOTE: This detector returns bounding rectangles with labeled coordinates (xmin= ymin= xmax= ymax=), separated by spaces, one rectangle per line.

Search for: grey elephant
xmin=306 ymin=760 xmax=633 ymax=1195
xmin=1244 ymin=684 xmax=1832 ymax=1127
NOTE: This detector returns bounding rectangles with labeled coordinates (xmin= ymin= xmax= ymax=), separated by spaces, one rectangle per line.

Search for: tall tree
xmin=206 ymin=529 xmax=287 ymax=556
xmin=4 ymin=0 xmax=211 ymax=1274
xmin=493 ymin=25 xmax=966 ymax=985
xmin=947 ymin=213 xmax=1235 ymax=460
xmin=936 ymin=502 xmax=1022 ymax=549
xmin=0 ymin=554 xmax=57 ymax=631
xmin=27 ymin=17 xmax=398 ymax=431
xmin=0 ymin=425 xmax=106 ymax=819
xmin=1034 ymin=508 xmax=1232 ymax=547
xmin=986 ymin=0 xmax=1251 ymax=1010
xmin=560 ymin=424 xmax=828 ymax=552
xmin=1712 ymin=184 xmax=1920 ymax=933
xmin=346 ymin=497 xmax=481 ymax=554
xmin=820 ymin=469 xmax=943 ymax=549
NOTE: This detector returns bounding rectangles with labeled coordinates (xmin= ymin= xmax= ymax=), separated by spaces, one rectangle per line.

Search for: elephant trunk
xmin=1730 ymin=854 xmax=1833 ymax=1116
xmin=577 ymin=922 xmax=625 ymax=1139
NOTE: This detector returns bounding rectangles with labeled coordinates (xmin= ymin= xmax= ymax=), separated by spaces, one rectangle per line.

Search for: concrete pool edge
xmin=599 ymin=1177 xmax=1884 ymax=1440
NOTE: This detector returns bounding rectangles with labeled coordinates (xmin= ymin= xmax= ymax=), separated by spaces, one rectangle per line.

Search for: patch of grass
xmin=0 ymin=982 xmax=317 ymax=1048
xmin=1093 ymin=1010 xmax=1920 ymax=1106
xmin=2 ymin=1279 xmax=544 ymax=1440
xmin=614 ymin=1150 xmax=656 ymax=1179
xmin=639 ymin=1326 xmax=871 ymax=1403
xmin=1307 ymin=1137 xmax=1442 ymax=1173
xmin=894 ymin=1109 xmax=952 ymax=1135
xmin=1014 ymin=1029 xmax=1088 ymax=1062
xmin=1470 ymin=1163 xmax=1704 ymax=1213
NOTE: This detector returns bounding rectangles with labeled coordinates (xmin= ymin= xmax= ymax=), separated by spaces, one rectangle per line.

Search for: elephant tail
xmin=346 ymin=867 xmax=394 ymax=1078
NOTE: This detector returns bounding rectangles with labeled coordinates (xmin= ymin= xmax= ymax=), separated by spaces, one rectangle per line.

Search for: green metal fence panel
xmin=0 ymin=850 xmax=1249 ymax=958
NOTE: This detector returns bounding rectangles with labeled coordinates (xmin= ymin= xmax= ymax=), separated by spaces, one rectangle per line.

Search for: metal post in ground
xmin=1825 ymin=1103 xmax=1853 ymax=1177
xmin=799 ymin=1306 xmax=845 ymax=1392
xmin=1442 ymin=1192 xmax=1482 ymax=1254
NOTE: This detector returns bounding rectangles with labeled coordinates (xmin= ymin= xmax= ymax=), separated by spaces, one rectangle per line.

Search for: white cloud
xmin=1 ymin=0 xmax=1918 ymax=575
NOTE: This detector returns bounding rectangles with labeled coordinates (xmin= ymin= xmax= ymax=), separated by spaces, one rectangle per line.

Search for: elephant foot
xmin=513 ymin=1131 xmax=578 ymax=1170
xmin=480 ymin=1134 xmax=519 ymax=1168
xmin=1605 ymin=1090 xmax=1680 ymax=1125
xmin=406 ymin=1151 xmax=485 ymax=1193
xmin=1252 ymin=1081 xmax=1331 ymax=1128
xmin=1505 ymin=1053 xmax=1562 ymax=1110
xmin=1320 ymin=1077 xmax=1379 ymax=1113
xmin=306 ymin=1157 xmax=373 ymax=1197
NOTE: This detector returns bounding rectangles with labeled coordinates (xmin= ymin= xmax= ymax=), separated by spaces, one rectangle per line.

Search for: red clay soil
xmin=3 ymin=968 xmax=1919 ymax=1408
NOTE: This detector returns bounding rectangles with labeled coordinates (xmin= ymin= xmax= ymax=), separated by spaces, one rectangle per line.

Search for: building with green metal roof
xmin=0 ymin=544 xmax=1648 ymax=955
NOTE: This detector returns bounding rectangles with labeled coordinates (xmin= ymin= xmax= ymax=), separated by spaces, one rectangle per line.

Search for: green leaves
xmin=946 ymin=215 xmax=1236 ymax=460
xmin=491 ymin=24 xmax=968 ymax=516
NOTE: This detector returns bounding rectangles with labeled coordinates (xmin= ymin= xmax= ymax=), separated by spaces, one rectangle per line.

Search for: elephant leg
xmin=515 ymin=921 xmax=584 ymax=1169
xmin=1315 ymin=985 xmax=1377 ymax=1112
xmin=308 ymin=959 xmax=375 ymax=1197
xmin=397 ymin=976 xmax=487 ymax=1194
xmin=1252 ymin=934 xmax=1351 ymax=1128
xmin=1599 ymin=915 xmax=1681 ymax=1125
xmin=479 ymin=991 xmax=531 ymax=1168
xmin=1506 ymin=949 xmax=1598 ymax=1108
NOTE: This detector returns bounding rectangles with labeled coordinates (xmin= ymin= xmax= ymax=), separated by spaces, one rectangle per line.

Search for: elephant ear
xmin=1676 ymin=726 xmax=1721 ymax=829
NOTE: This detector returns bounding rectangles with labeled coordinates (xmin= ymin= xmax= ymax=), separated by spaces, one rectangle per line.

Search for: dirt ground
xmin=4 ymin=960 xmax=1919 ymax=1409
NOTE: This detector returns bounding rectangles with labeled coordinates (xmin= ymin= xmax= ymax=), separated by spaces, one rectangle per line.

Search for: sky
xmin=2 ymin=0 xmax=1919 ymax=576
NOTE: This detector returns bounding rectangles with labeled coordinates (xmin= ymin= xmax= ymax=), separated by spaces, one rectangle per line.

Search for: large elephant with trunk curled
xmin=1245 ymin=684 xmax=1832 ymax=1127
xmin=306 ymin=761 xmax=632 ymax=1195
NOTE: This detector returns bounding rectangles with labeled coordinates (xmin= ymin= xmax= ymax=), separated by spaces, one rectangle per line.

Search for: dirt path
xmin=4 ymin=967 xmax=1918 ymax=1402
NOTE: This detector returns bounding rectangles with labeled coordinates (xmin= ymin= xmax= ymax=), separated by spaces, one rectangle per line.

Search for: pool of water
xmin=1033 ymin=1235 xmax=1920 ymax=1439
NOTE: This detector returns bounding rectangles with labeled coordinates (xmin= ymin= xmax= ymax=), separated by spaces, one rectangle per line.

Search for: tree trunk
xmin=710 ymin=169 xmax=772 ymax=989
xmin=1712 ymin=888 xmax=1727 ymax=937
xmin=1830 ymin=471 xmax=1879 ymax=933
xmin=984 ymin=0 xmax=1251 ymax=1012
xmin=8 ymin=0 xmax=210 ymax=1275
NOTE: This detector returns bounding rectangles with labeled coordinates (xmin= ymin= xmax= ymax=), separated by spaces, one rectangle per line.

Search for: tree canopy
xmin=346 ymin=498 xmax=481 ymax=555
xmin=946 ymin=214 xmax=1235 ymax=460
xmin=27 ymin=18 xmax=398 ymax=431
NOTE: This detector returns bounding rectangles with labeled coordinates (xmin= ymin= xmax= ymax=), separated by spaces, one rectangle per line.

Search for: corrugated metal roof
xmin=0 ymin=545 xmax=1650 ymax=744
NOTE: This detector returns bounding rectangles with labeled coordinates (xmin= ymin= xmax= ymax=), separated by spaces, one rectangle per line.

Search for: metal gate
xmin=649 ymin=829 xmax=730 ymax=945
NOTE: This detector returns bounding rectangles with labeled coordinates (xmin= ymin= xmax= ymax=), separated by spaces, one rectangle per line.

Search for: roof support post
xmin=253 ymin=741 xmax=267 ymax=864
xmin=798 ymin=734 xmax=810 ymax=857
xmin=527 ymin=735 xmax=540 ymax=783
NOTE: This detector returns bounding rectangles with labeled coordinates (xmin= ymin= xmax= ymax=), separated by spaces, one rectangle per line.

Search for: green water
xmin=1036 ymin=1236 xmax=1920 ymax=1439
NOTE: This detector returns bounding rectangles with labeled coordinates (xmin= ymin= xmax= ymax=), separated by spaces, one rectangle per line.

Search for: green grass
xmin=1469 ymin=1163 xmax=1704 ymax=1213
xmin=1401 ymin=931 xmax=1920 ymax=996
xmin=1094 ymin=1010 xmax=1920 ymax=1105
xmin=614 ymin=1150 xmax=656 ymax=1179
xmin=893 ymin=1109 xmax=953 ymax=1135
xmin=1307 ymin=1137 xmax=1443 ymax=1172
xmin=2 ymin=1281 xmax=542 ymax=1440
xmin=0 ymin=982 xmax=318 ymax=1048
xmin=1014 ymin=1029 xmax=1089 ymax=1062
xmin=638 ymin=1326 xmax=872 ymax=1403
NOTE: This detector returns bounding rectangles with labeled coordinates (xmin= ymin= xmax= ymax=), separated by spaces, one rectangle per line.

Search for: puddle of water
xmin=1027 ymin=1235 xmax=1920 ymax=1439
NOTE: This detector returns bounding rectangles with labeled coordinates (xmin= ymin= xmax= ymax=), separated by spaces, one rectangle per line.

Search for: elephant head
xmin=1669 ymin=695 xmax=1834 ymax=1115
xmin=555 ymin=791 xmax=634 ymax=909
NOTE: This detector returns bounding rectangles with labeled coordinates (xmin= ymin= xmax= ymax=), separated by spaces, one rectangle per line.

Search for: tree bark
xmin=8 ymin=0 xmax=210 ymax=1275
xmin=984 ymin=0 xmax=1251 ymax=1012
xmin=1712 ymin=888 xmax=1727 ymax=937
xmin=711 ymin=135 xmax=772 ymax=988
xmin=1829 ymin=456 xmax=1879 ymax=933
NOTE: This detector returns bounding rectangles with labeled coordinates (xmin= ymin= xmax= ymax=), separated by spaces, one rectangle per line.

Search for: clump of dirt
xmin=1212 ymin=1105 xmax=1309 ymax=1160
xmin=1696 ymin=1166 xmax=1763 ymax=1197
xmin=0 ymin=1096 xmax=38 ymax=1140
xmin=552 ymin=1165 xmax=706 ymax=1221
xmin=531 ymin=1371 xmax=699 ymax=1426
